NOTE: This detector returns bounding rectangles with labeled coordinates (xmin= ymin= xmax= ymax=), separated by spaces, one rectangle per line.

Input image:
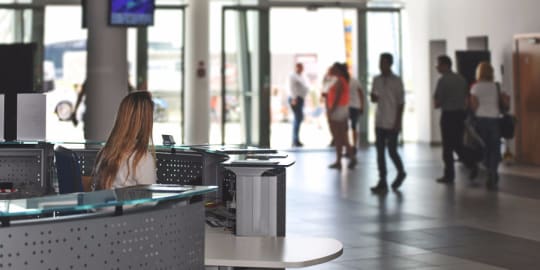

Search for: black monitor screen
xmin=109 ymin=0 xmax=154 ymax=27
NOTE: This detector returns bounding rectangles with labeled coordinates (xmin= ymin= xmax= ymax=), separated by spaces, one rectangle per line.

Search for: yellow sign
xmin=343 ymin=19 xmax=353 ymax=74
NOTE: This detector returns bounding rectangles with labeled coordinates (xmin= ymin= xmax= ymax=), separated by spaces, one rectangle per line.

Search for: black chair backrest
xmin=55 ymin=146 xmax=83 ymax=194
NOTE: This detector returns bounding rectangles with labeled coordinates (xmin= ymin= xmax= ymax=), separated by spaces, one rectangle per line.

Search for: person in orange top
xmin=327 ymin=62 xmax=357 ymax=169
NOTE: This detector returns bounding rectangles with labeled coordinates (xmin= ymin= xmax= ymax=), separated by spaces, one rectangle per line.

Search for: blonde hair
xmin=476 ymin=61 xmax=494 ymax=82
xmin=94 ymin=91 xmax=155 ymax=189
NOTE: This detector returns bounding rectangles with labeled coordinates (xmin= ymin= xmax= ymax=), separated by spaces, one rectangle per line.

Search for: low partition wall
xmin=0 ymin=200 xmax=205 ymax=269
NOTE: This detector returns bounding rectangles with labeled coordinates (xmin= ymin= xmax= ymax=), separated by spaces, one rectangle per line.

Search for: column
xmin=185 ymin=0 xmax=210 ymax=144
xmin=256 ymin=8 xmax=271 ymax=147
xmin=84 ymin=0 xmax=128 ymax=141
xmin=357 ymin=7 xmax=369 ymax=146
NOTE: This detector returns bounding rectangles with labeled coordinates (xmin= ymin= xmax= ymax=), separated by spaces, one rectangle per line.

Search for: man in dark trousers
xmin=433 ymin=55 xmax=475 ymax=183
xmin=288 ymin=63 xmax=309 ymax=147
xmin=370 ymin=53 xmax=406 ymax=193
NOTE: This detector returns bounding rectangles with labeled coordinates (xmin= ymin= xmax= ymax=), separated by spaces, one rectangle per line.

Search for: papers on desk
xmin=37 ymin=199 xmax=78 ymax=208
xmin=230 ymin=160 xmax=280 ymax=165
xmin=245 ymin=153 xmax=288 ymax=159
xmin=144 ymin=184 xmax=194 ymax=192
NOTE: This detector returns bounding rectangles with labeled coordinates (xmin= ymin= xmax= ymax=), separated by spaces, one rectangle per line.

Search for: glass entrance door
xmin=218 ymin=6 xmax=270 ymax=146
xmin=145 ymin=6 xmax=185 ymax=144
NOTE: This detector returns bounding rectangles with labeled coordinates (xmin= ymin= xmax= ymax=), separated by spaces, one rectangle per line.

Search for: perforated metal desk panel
xmin=0 ymin=142 xmax=54 ymax=198
xmin=69 ymin=146 xmax=205 ymax=185
xmin=155 ymin=149 xmax=204 ymax=185
xmin=0 ymin=185 xmax=216 ymax=270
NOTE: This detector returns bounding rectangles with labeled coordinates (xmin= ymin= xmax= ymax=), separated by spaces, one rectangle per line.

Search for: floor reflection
xmin=286 ymin=144 xmax=540 ymax=269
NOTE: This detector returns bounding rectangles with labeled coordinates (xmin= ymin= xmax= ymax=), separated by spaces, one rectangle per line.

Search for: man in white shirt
xmin=289 ymin=63 xmax=309 ymax=147
xmin=370 ymin=53 xmax=406 ymax=193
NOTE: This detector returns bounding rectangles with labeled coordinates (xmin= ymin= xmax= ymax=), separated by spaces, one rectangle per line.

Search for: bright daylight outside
xmin=42 ymin=3 xmax=411 ymax=148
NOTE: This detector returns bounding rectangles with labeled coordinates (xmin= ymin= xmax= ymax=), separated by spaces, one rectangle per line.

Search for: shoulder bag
xmin=496 ymin=83 xmax=516 ymax=139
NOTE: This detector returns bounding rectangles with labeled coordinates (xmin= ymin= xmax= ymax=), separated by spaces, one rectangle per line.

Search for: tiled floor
xmin=285 ymin=144 xmax=540 ymax=270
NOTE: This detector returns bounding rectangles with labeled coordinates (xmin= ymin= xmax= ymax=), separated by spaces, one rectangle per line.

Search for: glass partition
xmin=0 ymin=185 xmax=217 ymax=217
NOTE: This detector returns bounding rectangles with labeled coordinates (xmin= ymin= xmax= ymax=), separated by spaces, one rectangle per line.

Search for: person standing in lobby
xmin=327 ymin=63 xmax=357 ymax=170
xmin=288 ymin=62 xmax=309 ymax=147
xmin=370 ymin=53 xmax=406 ymax=193
xmin=433 ymin=55 xmax=476 ymax=183
xmin=469 ymin=62 xmax=509 ymax=190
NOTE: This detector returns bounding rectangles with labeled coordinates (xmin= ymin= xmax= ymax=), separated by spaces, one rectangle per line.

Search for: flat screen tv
xmin=109 ymin=0 xmax=155 ymax=27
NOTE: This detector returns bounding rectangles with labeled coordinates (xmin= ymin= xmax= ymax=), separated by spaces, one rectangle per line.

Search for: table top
xmin=1 ymin=141 xmax=279 ymax=157
xmin=190 ymin=144 xmax=277 ymax=155
xmin=0 ymin=184 xmax=217 ymax=217
xmin=221 ymin=153 xmax=295 ymax=168
xmin=205 ymin=230 xmax=343 ymax=268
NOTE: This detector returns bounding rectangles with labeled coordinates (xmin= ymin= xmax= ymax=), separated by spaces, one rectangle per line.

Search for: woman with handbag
xmin=469 ymin=62 xmax=510 ymax=190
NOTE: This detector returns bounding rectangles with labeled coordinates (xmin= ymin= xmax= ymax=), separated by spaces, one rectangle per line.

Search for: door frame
xmin=513 ymin=33 xmax=540 ymax=164
xmin=220 ymin=2 xmax=402 ymax=147
xmin=221 ymin=5 xmax=270 ymax=146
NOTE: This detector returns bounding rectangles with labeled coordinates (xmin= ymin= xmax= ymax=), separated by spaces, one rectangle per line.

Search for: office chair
xmin=54 ymin=146 xmax=84 ymax=194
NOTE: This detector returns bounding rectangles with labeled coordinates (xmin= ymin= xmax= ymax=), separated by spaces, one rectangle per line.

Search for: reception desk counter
xmin=0 ymin=184 xmax=216 ymax=269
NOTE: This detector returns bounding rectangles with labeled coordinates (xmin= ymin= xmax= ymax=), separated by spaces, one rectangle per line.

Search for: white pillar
xmin=185 ymin=0 xmax=210 ymax=144
xmin=84 ymin=0 xmax=128 ymax=141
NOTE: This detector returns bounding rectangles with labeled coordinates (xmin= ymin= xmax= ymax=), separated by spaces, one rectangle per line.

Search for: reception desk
xmin=0 ymin=142 xmax=342 ymax=269
xmin=0 ymin=184 xmax=216 ymax=269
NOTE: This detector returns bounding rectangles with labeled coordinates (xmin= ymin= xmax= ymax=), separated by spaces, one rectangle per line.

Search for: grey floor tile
xmin=338 ymin=256 xmax=433 ymax=270
xmin=438 ymin=262 xmax=508 ymax=270
xmin=294 ymin=262 xmax=358 ymax=270
xmin=405 ymin=253 xmax=480 ymax=266
xmin=284 ymin=146 xmax=540 ymax=270
xmin=335 ymin=247 xmax=386 ymax=261
xmin=412 ymin=264 xmax=507 ymax=270
xmin=376 ymin=242 xmax=432 ymax=256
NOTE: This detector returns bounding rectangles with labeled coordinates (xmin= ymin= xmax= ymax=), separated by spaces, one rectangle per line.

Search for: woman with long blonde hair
xmin=469 ymin=61 xmax=509 ymax=190
xmin=92 ymin=91 xmax=157 ymax=190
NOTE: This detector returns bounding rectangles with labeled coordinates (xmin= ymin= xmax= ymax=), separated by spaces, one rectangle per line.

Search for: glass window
xmin=22 ymin=9 xmax=34 ymax=42
xmin=0 ymin=9 xmax=16 ymax=42
xmin=268 ymin=8 xmax=349 ymax=148
xmin=367 ymin=11 xmax=405 ymax=142
xmin=43 ymin=6 xmax=87 ymax=142
xmin=367 ymin=12 xmax=401 ymax=79
xmin=209 ymin=1 xmax=237 ymax=144
xmin=147 ymin=8 xmax=184 ymax=143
